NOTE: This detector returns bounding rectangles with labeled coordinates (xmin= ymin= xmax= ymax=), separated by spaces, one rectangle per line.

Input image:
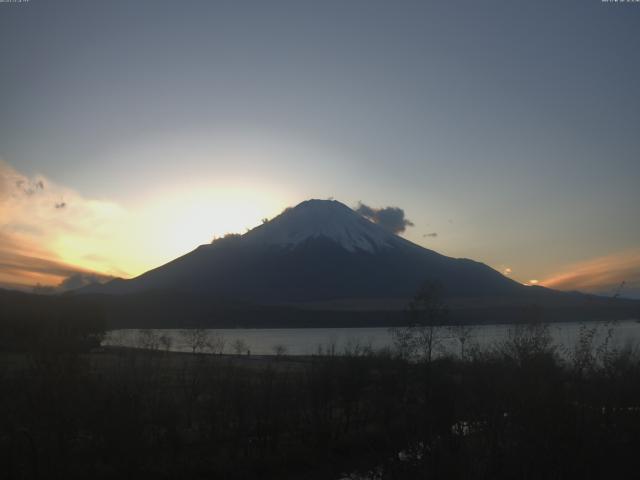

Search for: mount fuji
xmin=85 ymin=199 xmax=524 ymax=302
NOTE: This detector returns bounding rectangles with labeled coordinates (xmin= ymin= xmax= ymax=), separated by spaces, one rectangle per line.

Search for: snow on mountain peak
xmin=243 ymin=199 xmax=399 ymax=253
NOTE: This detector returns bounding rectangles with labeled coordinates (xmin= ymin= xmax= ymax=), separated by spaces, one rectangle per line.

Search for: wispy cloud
xmin=0 ymin=160 xmax=125 ymax=291
xmin=540 ymin=249 xmax=640 ymax=299
xmin=1 ymin=160 xmax=289 ymax=291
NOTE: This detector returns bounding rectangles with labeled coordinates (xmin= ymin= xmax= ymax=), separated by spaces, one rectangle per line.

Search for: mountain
xmin=84 ymin=199 xmax=525 ymax=302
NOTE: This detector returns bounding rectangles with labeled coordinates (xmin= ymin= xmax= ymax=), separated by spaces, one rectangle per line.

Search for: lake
xmin=103 ymin=319 xmax=640 ymax=357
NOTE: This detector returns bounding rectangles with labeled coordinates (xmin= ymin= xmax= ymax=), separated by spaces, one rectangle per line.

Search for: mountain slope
xmin=85 ymin=199 xmax=524 ymax=302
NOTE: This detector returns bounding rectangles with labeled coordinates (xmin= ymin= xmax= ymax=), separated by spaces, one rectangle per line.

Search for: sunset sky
xmin=1 ymin=0 xmax=639 ymax=297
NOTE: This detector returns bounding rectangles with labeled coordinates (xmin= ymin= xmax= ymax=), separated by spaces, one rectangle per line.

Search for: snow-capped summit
xmin=243 ymin=199 xmax=398 ymax=253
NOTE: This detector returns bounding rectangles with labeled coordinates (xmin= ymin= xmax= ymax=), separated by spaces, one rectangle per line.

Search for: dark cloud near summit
xmin=355 ymin=202 xmax=414 ymax=234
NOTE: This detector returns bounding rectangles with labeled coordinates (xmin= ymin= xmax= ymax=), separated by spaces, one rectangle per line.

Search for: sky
xmin=1 ymin=0 xmax=639 ymax=297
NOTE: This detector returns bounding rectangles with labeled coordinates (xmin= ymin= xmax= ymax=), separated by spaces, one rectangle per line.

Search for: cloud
xmin=1 ymin=159 xmax=285 ymax=290
xmin=57 ymin=272 xmax=112 ymax=291
xmin=31 ymin=267 xmax=110 ymax=293
xmin=13 ymin=178 xmax=45 ymax=196
xmin=355 ymin=202 xmax=414 ymax=234
xmin=540 ymin=249 xmax=640 ymax=299
xmin=0 ymin=231 xmax=113 ymax=292
xmin=0 ymin=160 xmax=127 ymax=291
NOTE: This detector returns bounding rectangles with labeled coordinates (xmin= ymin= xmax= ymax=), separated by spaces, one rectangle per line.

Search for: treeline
xmin=0 ymin=289 xmax=105 ymax=352
xmin=79 ymin=289 xmax=640 ymax=329
xmin=1 ymin=324 xmax=640 ymax=479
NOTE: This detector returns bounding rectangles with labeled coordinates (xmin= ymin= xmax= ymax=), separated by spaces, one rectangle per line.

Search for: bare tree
xmin=389 ymin=325 xmax=415 ymax=360
xmin=448 ymin=324 xmax=475 ymax=360
xmin=181 ymin=328 xmax=209 ymax=354
xmin=159 ymin=333 xmax=173 ymax=352
xmin=205 ymin=332 xmax=226 ymax=354
xmin=232 ymin=338 xmax=249 ymax=355
xmin=272 ymin=344 xmax=287 ymax=357
xmin=391 ymin=282 xmax=448 ymax=362
xmin=499 ymin=309 xmax=555 ymax=366
xmin=136 ymin=329 xmax=160 ymax=351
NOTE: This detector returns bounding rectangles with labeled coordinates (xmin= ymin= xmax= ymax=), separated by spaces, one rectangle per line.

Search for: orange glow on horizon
xmin=540 ymin=249 xmax=640 ymax=295
xmin=0 ymin=160 xmax=292 ymax=290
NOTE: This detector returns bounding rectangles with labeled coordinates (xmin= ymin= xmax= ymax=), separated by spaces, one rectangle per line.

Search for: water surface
xmin=103 ymin=319 xmax=640 ymax=357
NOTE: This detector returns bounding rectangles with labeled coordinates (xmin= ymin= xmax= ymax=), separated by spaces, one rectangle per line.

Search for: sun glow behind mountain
xmin=139 ymin=187 xmax=288 ymax=260
xmin=0 ymin=161 xmax=290 ymax=290
xmin=1 ymin=158 xmax=638 ymax=297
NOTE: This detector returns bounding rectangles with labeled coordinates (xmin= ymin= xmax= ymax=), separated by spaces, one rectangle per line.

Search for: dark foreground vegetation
xmin=1 ymin=322 xmax=640 ymax=479
xmin=84 ymin=288 xmax=640 ymax=328
xmin=0 ymin=289 xmax=105 ymax=352
xmin=2 ymin=285 xmax=640 ymax=479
